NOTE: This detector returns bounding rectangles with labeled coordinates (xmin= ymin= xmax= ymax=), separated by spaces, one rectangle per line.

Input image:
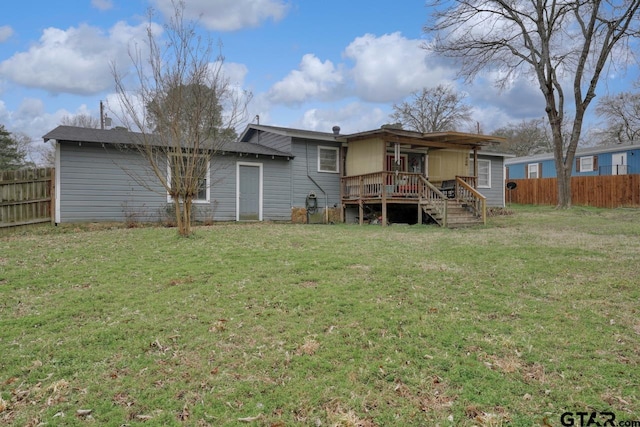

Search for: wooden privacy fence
xmin=506 ymin=175 xmax=640 ymax=208
xmin=0 ymin=168 xmax=54 ymax=228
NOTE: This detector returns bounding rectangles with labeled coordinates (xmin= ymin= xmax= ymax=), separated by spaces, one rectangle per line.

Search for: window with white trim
xmin=470 ymin=158 xmax=491 ymax=188
xmin=318 ymin=146 xmax=339 ymax=173
xmin=167 ymin=154 xmax=210 ymax=203
xmin=527 ymin=163 xmax=540 ymax=179
xmin=579 ymin=156 xmax=594 ymax=172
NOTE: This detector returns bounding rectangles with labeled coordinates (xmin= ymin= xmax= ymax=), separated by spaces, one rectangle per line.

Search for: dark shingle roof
xmin=239 ymin=124 xmax=339 ymax=142
xmin=43 ymin=125 xmax=293 ymax=158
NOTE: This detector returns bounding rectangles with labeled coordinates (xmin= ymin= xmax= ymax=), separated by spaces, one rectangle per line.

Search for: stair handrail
xmin=455 ymin=176 xmax=486 ymax=225
xmin=419 ymin=176 xmax=448 ymax=227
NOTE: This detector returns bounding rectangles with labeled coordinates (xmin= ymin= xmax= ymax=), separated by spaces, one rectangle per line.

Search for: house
xmin=505 ymin=143 xmax=640 ymax=179
xmin=504 ymin=143 xmax=640 ymax=207
xmin=43 ymin=124 xmax=508 ymax=227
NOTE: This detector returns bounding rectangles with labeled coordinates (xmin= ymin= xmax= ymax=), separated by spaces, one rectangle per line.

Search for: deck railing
xmin=341 ymin=172 xmax=485 ymax=227
xmin=342 ymin=172 xmax=425 ymax=199
xmin=455 ymin=176 xmax=486 ymax=225
xmin=420 ymin=176 xmax=448 ymax=227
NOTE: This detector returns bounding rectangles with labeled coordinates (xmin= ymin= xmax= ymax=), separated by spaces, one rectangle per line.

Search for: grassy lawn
xmin=1 ymin=205 xmax=639 ymax=426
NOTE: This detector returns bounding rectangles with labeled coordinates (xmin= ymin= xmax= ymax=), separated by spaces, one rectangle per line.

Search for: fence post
xmin=50 ymin=168 xmax=56 ymax=225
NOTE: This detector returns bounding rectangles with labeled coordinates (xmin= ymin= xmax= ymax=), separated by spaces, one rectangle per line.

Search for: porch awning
xmin=337 ymin=127 xmax=505 ymax=150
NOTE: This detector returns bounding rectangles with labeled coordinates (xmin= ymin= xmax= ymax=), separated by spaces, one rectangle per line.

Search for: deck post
xmin=358 ymin=201 xmax=364 ymax=225
xmin=382 ymin=198 xmax=387 ymax=227
xmin=381 ymin=172 xmax=388 ymax=227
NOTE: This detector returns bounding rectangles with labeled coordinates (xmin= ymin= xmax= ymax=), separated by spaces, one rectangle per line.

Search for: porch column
xmin=473 ymin=148 xmax=478 ymax=188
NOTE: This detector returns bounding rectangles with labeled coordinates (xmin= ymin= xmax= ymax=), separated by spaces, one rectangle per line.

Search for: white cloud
xmin=220 ymin=62 xmax=248 ymax=87
xmin=91 ymin=0 xmax=113 ymax=11
xmin=0 ymin=100 xmax=10 ymax=124
xmin=344 ymin=32 xmax=451 ymax=103
xmin=152 ymin=0 xmax=289 ymax=31
xmin=294 ymin=103 xmax=387 ymax=134
xmin=268 ymin=54 xmax=344 ymax=104
xmin=0 ymin=22 xmax=156 ymax=95
xmin=0 ymin=25 xmax=13 ymax=42
xmin=470 ymin=77 xmax=545 ymax=125
xmin=6 ymin=98 xmax=65 ymax=141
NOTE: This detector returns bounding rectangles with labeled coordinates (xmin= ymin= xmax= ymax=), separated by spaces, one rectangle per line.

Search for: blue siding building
xmin=505 ymin=144 xmax=640 ymax=179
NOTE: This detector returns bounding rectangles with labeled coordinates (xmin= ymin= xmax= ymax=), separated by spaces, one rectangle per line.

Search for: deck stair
xmin=421 ymin=199 xmax=483 ymax=228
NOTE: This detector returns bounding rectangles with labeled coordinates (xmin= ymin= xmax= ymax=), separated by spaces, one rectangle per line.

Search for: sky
xmin=1 ymin=0 xmax=638 ymax=159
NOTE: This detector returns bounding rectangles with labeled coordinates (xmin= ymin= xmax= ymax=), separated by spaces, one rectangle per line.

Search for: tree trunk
xmin=178 ymin=197 xmax=193 ymax=237
xmin=556 ymin=164 xmax=572 ymax=208
xmin=547 ymin=107 xmax=573 ymax=209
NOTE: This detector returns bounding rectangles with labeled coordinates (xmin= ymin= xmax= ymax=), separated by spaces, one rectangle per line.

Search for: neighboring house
xmin=505 ymin=143 xmax=640 ymax=179
xmin=43 ymin=124 xmax=508 ymax=227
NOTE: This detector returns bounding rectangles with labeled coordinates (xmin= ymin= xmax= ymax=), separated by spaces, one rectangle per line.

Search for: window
xmin=577 ymin=156 xmax=597 ymax=173
xmin=527 ymin=163 xmax=540 ymax=179
xmin=167 ymin=154 xmax=210 ymax=203
xmin=318 ymin=146 xmax=339 ymax=173
xmin=386 ymin=154 xmax=408 ymax=172
xmin=470 ymin=159 xmax=491 ymax=188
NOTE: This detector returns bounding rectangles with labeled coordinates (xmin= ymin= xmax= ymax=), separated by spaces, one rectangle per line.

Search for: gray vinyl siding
xmin=58 ymin=142 xmax=166 ymax=222
xmin=291 ymin=139 xmax=341 ymax=208
xmin=59 ymin=142 xmax=293 ymax=223
xmin=208 ymin=156 xmax=237 ymax=221
xmin=263 ymin=159 xmax=293 ymax=220
xmin=475 ymin=154 xmax=505 ymax=207
xmin=208 ymin=156 xmax=293 ymax=221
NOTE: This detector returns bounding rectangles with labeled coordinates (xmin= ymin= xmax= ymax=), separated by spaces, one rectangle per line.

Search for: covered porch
xmin=337 ymin=127 xmax=504 ymax=227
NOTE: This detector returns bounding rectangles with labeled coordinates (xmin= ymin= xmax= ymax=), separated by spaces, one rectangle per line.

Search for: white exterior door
xmin=611 ymin=153 xmax=627 ymax=175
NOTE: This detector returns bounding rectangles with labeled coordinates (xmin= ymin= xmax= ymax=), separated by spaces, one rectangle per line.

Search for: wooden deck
xmin=340 ymin=172 xmax=486 ymax=227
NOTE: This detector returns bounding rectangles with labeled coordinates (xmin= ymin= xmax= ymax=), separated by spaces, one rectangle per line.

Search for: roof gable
xmin=239 ymin=124 xmax=340 ymax=143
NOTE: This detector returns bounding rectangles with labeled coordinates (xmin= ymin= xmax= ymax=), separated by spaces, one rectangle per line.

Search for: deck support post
xmin=382 ymin=198 xmax=387 ymax=227
xmin=358 ymin=200 xmax=364 ymax=225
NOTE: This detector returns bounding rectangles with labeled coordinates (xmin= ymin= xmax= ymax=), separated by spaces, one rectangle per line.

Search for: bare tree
xmin=390 ymin=85 xmax=473 ymax=132
xmin=60 ymin=114 xmax=100 ymax=129
xmin=595 ymin=91 xmax=640 ymax=144
xmin=12 ymin=132 xmax=51 ymax=167
xmin=493 ymin=118 xmax=552 ymax=156
xmin=112 ymin=0 xmax=249 ymax=236
xmin=424 ymin=1 xmax=640 ymax=208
